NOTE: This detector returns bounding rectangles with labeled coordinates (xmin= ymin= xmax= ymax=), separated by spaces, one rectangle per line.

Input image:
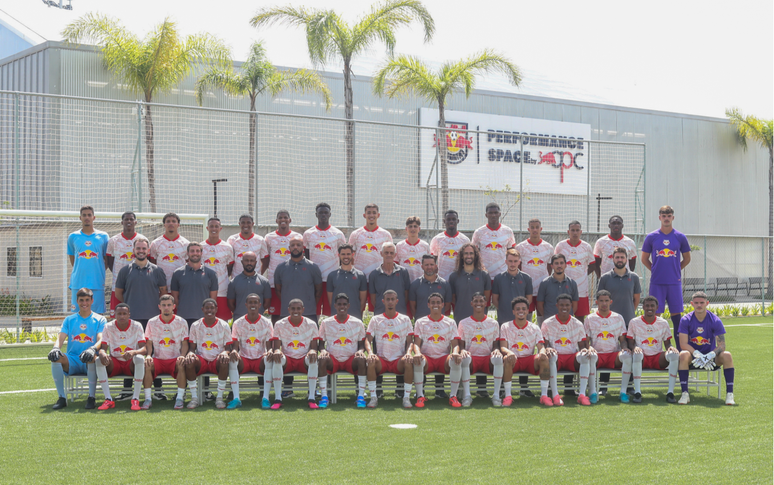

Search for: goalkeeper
xmin=677 ymin=292 xmax=735 ymax=405
xmin=48 ymin=288 xmax=107 ymax=410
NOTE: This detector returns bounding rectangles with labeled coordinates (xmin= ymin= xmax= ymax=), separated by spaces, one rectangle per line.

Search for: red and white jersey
xmin=189 ymin=318 xmax=232 ymax=361
xmin=144 ymin=314 xmax=189 ymax=360
xmin=106 ymin=233 xmax=149 ymax=289
xmin=103 ymin=320 xmax=146 ymax=361
xmin=227 ymin=233 xmax=268 ymax=278
xmin=265 ymin=230 xmax=302 ymax=288
xmin=554 ymin=239 xmax=595 ymax=298
xmin=627 ymin=316 xmax=672 ymax=356
xmin=231 ymin=314 xmax=273 ymax=361
xmin=414 ymin=315 xmax=457 ymax=358
xmin=499 ymin=320 xmax=544 ymax=358
xmin=366 ymin=312 xmax=412 ymax=361
xmin=303 ymin=225 xmax=346 ymax=281
xmin=541 ymin=315 xmax=586 ymax=355
xmin=319 ymin=314 xmax=366 ymax=362
xmin=593 ymin=235 xmax=638 ymax=275
xmin=430 ymin=231 xmax=470 ymax=280
xmin=348 ymin=226 xmax=393 ymax=281
xmin=472 ymin=224 xmax=516 ymax=278
xmin=274 ymin=317 xmax=318 ymax=360
xmin=515 ymin=239 xmax=554 ymax=296
xmin=457 ymin=316 xmax=500 ymax=357
xmin=584 ymin=311 xmax=626 ymax=354
xmin=201 ymin=239 xmax=234 ymax=297
xmin=395 ymin=239 xmax=431 ymax=282
xmin=149 ymin=234 xmax=190 ymax=288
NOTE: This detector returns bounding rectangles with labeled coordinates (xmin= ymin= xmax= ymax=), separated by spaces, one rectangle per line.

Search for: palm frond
xmin=373 ymin=55 xmax=441 ymax=105
xmin=195 ymin=69 xmax=249 ymax=105
xmin=726 ymin=107 xmax=774 ymax=152
xmin=264 ymin=69 xmax=333 ymax=110
xmin=352 ymin=0 xmax=434 ymax=57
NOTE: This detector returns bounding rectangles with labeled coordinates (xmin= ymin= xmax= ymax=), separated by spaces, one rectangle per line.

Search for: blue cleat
xmin=262 ymin=397 xmax=271 ymax=410
xmin=226 ymin=398 xmax=242 ymax=410
xmin=319 ymin=396 xmax=329 ymax=408
xmin=356 ymin=395 xmax=366 ymax=408
xmin=590 ymin=393 xmax=598 ymax=404
xmin=620 ymin=393 xmax=630 ymax=403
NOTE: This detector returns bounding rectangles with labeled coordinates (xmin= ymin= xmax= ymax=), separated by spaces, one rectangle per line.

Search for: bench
xmin=682 ymin=277 xmax=714 ymax=296
xmin=747 ymin=277 xmax=768 ymax=296
xmin=594 ymin=367 xmax=721 ymax=398
xmin=715 ymin=277 xmax=746 ymax=296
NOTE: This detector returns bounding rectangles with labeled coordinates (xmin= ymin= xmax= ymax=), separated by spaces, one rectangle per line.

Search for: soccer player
xmin=430 ymin=209 xmax=470 ymax=281
xmin=228 ymin=294 xmax=274 ymax=409
xmin=227 ymin=213 xmax=268 ymax=278
xmin=537 ymin=254 xmax=579 ymax=319
xmin=412 ymin=292 xmax=461 ymax=407
xmin=471 ymin=202 xmax=516 ymax=279
xmin=369 ymin=242 xmax=411 ymax=316
xmin=456 ymin=292 xmax=503 ymax=406
xmin=94 ymin=303 xmax=147 ymax=411
xmin=554 ymin=221 xmax=595 ymax=321
xmin=317 ymin=294 xmax=367 ymax=408
xmin=498 ymin=297 xmax=553 ymax=406
xmin=677 ymin=292 xmax=735 ymax=405
xmin=583 ymin=290 xmax=631 ymax=403
xmin=515 ymin=218 xmax=554 ymax=325
xmin=641 ymin=205 xmax=691 ymax=349
xmin=149 ymin=212 xmax=190 ymax=289
xmin=593 ymin=215 xmax=638 ymax=277
xmin=364 ymin=290 xmax=414 ymax=408
xmin=143 ymin=294 xmax=190 ymax=410
xmin=409 ymin=255 xmax=452 ymax=320
xmin=626 ymin=296 xmax=680 ymax=404
xmin=326 ymin=244 xmax=368 ymax=319
xmin=67 ymin=206 xmax=109 ymax=313
xmin=541 ymin=294 xmax=596 ymax=406
xmin=106 ymin=211 xmax=148 ymax=317
xmin=263 ymin=209 xmax=302 ymax=320
xmin=48 ymin=288 xmax=106 ymax=410
xmin=348 ymin=203 xmax=393 ymax=311
xmin=227 ymin=251 xmax=272 ymax=321
xmin=201 ymin=217 xmax=235 ymax=321
xmin=170 ymin=243 xmax=218 ymax=326
xmin=303 ymin=202 xmax=346 ymax=317
xmin=274 ymin=235 xmax=323 ymax=321
xmin=395 ymin=216 xmax=431 ymax=283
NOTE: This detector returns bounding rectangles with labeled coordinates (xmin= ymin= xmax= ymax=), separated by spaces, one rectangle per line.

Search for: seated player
xmin=48 ymin=288 xmax=106 ymax=410
xmin=95 ymin=303 xmax=147 ymax=411
xmin=583 ymin=290 xmax=631 ymax=403
xmin=541 ymin=294 xmax=597 ymax=406
xmin=626 ymin=296 xmax=680 ymax=403
xmin=143 ymin=294 xmax=190 ymax=410
xmin=677 ymin=291 xmax=735 ymax=405
xmin=498 ymin=297 xmax=552 ymax=407
xmin=228 ymin=293 xmax=274 ymax=410
xmin=412 ymin=292 xmax=461 ymax=408
xmin=456 ymin=292 xmax=503 ymax=407
xmin=272 ymin=299 xmax=325 ymax=410
xmin=364 ymin=290 xmax=414 ymax=408
xmin=317 ymin=293 xmax=367 ymax=408
xmin=183 ymin=299 xmax=235 ymax=409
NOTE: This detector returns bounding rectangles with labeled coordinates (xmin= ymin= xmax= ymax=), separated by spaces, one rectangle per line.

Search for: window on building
xmin=29 ymin=247 xmax=42 ymax=278
xmin=6 ymin=248 xmax=17 ymax=277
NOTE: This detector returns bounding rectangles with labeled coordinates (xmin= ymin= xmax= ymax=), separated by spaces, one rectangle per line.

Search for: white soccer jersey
xmin=303 ymin=225 xmax=347 ymax=281
xmin=231 ymin=315 xmax=273 ymax=360
xmin=144 ymin=315 xmax=189 ymax=360
xmin=227 ymin=233 xmax=268 ymax=278
xmin=499 ymin=320 xmax=544 ymax=358
xmin=457 ymin=316 xmax=500 ymax=357
xmin=554 ymin=239 xmax=595 ymax=298
xmin=593 ymin=235 xmax=638 ymax=275
xmin=201 ymin=239 xmax=235 ymax=297
xmin=472 ymin=224 xmax=516 ymax=278
xmin=515 ymin=239 xmax=554 ymax=296
xmin=584 ymin=311 xmax=626 ymax=354
xmin=106 ymin=233 xmax=149 ymax=289
xmin=149 ymin=234 xmax=190 ymax=288
xmin=541 ymin=315 xmax=586 ymax=355
xmin=429 ymin=231 xmax=470 ymax=280
xmin=189 ymin=318 xmax=233 ymax=361
xmin=265 ymin=230 xmax=302 ymax=288
xmin=274 ymin=317 xmax=319 ymax=360
xmin=414 ymin=315 xmax=457 ymax=358
xmin=366 ymin=312 xmax=412 ymax=362
xmin=103 ymin=320 xmax=146 ymax=361
xmin=319 ymin=314 xmax=366 ymax=362
xmin=627 ymin=316 xmax=672 ymax=356
xmin=395 ymin=239 xmax=431 ymax=282
xmin=348 ymin=226 xmax=393 ymax=281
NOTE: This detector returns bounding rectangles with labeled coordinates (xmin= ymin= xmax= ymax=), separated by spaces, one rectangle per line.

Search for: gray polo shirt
xmin=492 ymin=270 xmax=534 ymax=323
xmin=368 ymin=264 xmax=411 ymax=315
xmin=536 ymin=274 xmax=579 ymax=318
xmin=448 ymin=269 xmax=491 ymax=323
xmin=170 ymin=264 xmax=218 ymax=319
xmin=597 ymin=269 xmax=642 ymax=326
xmin=409 ymin=275 xmax=453 ymax=320
xmin=227 ymin=272 xmax=272 ymax=321
xmin=115 ymin=261 xmax=167 ymax=319
xmin=327 ymin=267 xmax=368 ymax=319
xmin=274 ymin=258 xmax=322 ymax=317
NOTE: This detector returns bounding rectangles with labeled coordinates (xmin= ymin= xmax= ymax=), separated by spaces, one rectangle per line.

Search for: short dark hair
xmin=276 ymin=209 xmax=290 ymax=218
xmin=115 ymin=303 xmax=130 ymax=312
xmin=427 ymin=292 xmax=444 ymax=303
xmin=471 ymin=291 xmax=486 ymax=301
xmin=444 ymin=209 xmax=459 ymax=218
xmin=364 ymin=203 xmax=379 ymax=212
xmin=335 ymin=293 xmax=349 ymax=303
xmin=556 ymin=293 xmax=573 ymax=304
xmin=338 ymin=243 xmax=354 ymax=254
xmin=659 ymin=205 xmax=674 ymax=215
xmin=121 ymin=211 xmax=136 ymax=221
xmin=596 ymin=290 xmax=612 ymax=300
xmin=550 ymin=253 xmax=566 ymax=264
xmin=163 ymin=212 xmax=180 ymax=224
xmin=207 ymin=217 xmax=221 ymax=225
xmin=202 ymin=298 xmax=218 ymax=308
xmin=568 ymin=220 xmax=581 ymax=229
xmin=511 ymin=296 xmax=529 ymax=309
xmin=79 ymin=205 xmax=94 ymax=215
xmin=609 ymin=215 xmax=623 ymax=223
xmin=160 ymin=294 xmax=176 ymax=304
xmin=406 ymin=216 xmax=421 ymax=226
xmin=76 ymin=288 xmax=94 ymax=299
xmin=133 ymin=237 xmax=149 ymax=249
xmin=528 ymin=218 xmax=541 ymax=226
xmin=642 ymin=295 xmax=659 ymax=306
xmin=187 ymin=242 xmax=202 ymax=252
xmin=613 ymin=246 xmax=628 ymax=256
xmin=691 ymin=291 xmax=709 ymax=301
xmin=239 ymin=213 xmax=254 ymax=223
xmin=315 ymin=202 xmax=331 ymax=212
xmin=485 ymin=202 xmax=500 ymax=212
xmin=422 ymin=254 xmax=437 ymax=263
xmin=246 ymin=293 xmax=262 ymax=303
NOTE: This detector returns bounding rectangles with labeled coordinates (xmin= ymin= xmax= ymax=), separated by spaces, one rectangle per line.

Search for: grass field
xmin=0 ymin=317 xmax=771 ymax=484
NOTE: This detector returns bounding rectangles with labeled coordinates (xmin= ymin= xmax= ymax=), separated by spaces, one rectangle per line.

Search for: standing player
xmin=430 ymin=210 xmax=470 ymax=281
xmin=106 ymin=211 xmax=148 ymax=317
xmin=201 ymin=217 xmax=235 ymax=321
xmin=348 ymin=203 xmax=393 ymax=311
xmin=641 ymin=205 xmax=691 ymax=349
xmin=593 ymin=215 xmax=638 ymax=277
xmin=263 ymin=210 xmax=302 ymax=320
xmin=471 ymin=203 xmax=516 ymax=280
xmin=143 ymin=295 xmax=190 ymax=410
xmin=228 ymin=294 xmax=274 ymax=409
xmin=227 ymin=251 xmax=272 ymax=321
xmin=515 ymin=218 xmax=554 ymax=325
xmin=67 ymin=206 xmax=109 ymax=313
xmin=227 ymin=213 xmax=268 ymax=278
xmin=395 ymin=216 xmax=431 ymax=283
xmin=456 ymin=293 xmax=503 ymax=406
xmin=149 ymin=212 xmax=190 ymax=289
xmin=554 ymin=221 xmax=596 ymax=321
xmin=170 ymin=243 xmax=218 ymax=326
xmin=583 ymin=290 xmax=630 ymax=403
xmin=303 ymin=203 xmax=346 ymax=317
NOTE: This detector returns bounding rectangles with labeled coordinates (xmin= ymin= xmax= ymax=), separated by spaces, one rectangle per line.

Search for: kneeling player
xmin=626 ymin=296 xmax=680 ymax=403
xmin=584 ymin=290 xmax=631 ymax=403
xmin=228 ymin=293 xmax=274 ymax=409
xmin=456 ymin=292 xmax=503 ymax=407
xmin=499 ymin=297 xmax=552 ymax=406
xmin=143 ymin=295 xmax=189 ymax=410
xmin=318 ymin=294 xmax=367 ymax=408
xmin=364 ymin=290 xmax=414 ymax=408
xmin=95 ymin=303 xmax=147 ymax=411
xmin=413 ymin=292 xmax=460 ymax=408
xmin=541 ymin=294 xmax=596 ymax=406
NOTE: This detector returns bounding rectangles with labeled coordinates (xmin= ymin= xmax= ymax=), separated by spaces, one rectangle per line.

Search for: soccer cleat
xmin=154 ymin=392 xmax=168 ymax=401
xmin=491 ymin=396 xmax=502 ymax=407
xmin=590 ymin=393 xmax=598 ymax=404
xmin=435 ymin=389 xmax=449 ymax=399
xmin=476 ymin=390 xmax=490 ymax=399
xmin=174 ymin=399 xmax=185 ymax=410
xmin=130 ymin=399 xmax=141 ymax=411
xmin=227 ymin=391 xmax=234 ymax=401
xmin=141 ymin=399 xmax=152 ymax=410
xmin=367 ymin=395 xmax=379 ymax=408
xmin=502 ymin=396 xmax=513 ymax=407
xmin=203 ymin=391 xmax=215 ymax=402
xmin=308 ymin=400 xmax=320 ymax=410
xmin=552 ymin=395 xmax=564 ymax=406
xmin=52 ymin=397 xmax=67 ymax=410
xmin=261 ymin=398 xmax=271 ymax=410
xmin=678 ymin=392 xmax=690 ymax=405
xmin=85 ymin=396 xmax=96 ymax=410
xmin=402 ymin=396 xmax=413 ymax=408
xmin=376 ymin=389 xmax=384 ymax=399
xmin=599 ymin=387 xmax=608 ymax=396
xmin=539 ymin=395 xmax=553 ymax=407
xmin=577 ymin=394 xmax=591 ymax=406
xmin=215 ymin=397 xmax=226 ymax=409
xmin=186 ymin=398 xmax=200 ymax=409
xmin=226 ymin=398 xmax=242 ymax=410
xmin=319 ymin=396 xmax=329 ymax=409
xmin=620 ymin=393 xmax=630 ymax=403
xmin=356 ymin=396 xmax=367 ymax=408
xmin=415 ymin=396 xmax=427 ymax=408
xmin=665 ymin=392 xmax=677 ymax=404
xmin=461 ymin=395 xmax=473 ymax=407
xmin=271 ymin=400 xmax=283 ymax=410
xmin=449 ymin=396 xmax=462 ymax=408
xmin=519 ymin=390 xmax=535 ymax=398
xmin=116 ymin=392 xmax=133 ymax=402
xmin=396 ymin=389 xmax=405 ymax=399
xmin=97 ymin=399 xmax=115 ymax=410
xmin=281 ymin=390 xmax=295 ymax=399
xmin=632 ymin=392 xmax=643 ymax=403
xmin=725 ymin=393 xmax=735 ymax=405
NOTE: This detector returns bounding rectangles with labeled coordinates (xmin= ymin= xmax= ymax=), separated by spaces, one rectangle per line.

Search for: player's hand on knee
xmin=504 ymin=354 xmax=516 ymax=366
xmin=217 ymin=352 xmax=230 ymax=366
xmin=145 ymin=356 xmax=154 ymax=368
xmin=587 ymin=347 xmax=598 ymax=356
xmin=79 ymin=347 xmax=96 ymax=363
xmin=633 ymin=347 xmax=643 ymax=355
xmin=229 ymin=350 xmax=239 ymax=363
xmin=412 ymin=354 xmax=423 ymax=366
xmin=48 ymin=347 xmax=63 ymax=363
xmin=99 ymin=351 xmax=110 ymax=366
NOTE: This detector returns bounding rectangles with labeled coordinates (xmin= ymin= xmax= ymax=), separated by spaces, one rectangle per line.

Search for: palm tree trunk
xmin=437 ymin=101 xmax=449 ymax=215
xmin=249 ymin=96 xmax=257 ymax=217
xmin=344 ymin=59 xmax=355 ymax=227
xmin=144 ymin=98 xmax=157 ymax=213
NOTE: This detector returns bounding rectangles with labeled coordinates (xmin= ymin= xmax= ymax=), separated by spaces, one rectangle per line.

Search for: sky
xmin=2 ymin=0 xmax=772 ymax=119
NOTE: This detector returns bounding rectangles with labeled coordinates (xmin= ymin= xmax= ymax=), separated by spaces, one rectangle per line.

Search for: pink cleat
xmin=502 ymin=396 xmax=513 ymax=407
xmin=307 ymin=401 xmax=319 ymax=410
xmin=540 ymin=395 xmax=554 ymax=407
xmin=552 ymin=395 xmax=564 ymax=406
xmin=270 ymin=401 xmax=283 ymax=410
xmin=577 ymin=394 xmax=591 ymax=406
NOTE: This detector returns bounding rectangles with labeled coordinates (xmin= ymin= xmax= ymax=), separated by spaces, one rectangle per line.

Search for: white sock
xmin=588 ymin=353 xmax=598 ymax=395
xmin=176 ymin=387 xmax=185 ymax=400
xmin=491 ymin=355 xmax=503 ymax=398
xmin=320 ymin=375 xmax=328 ymax=396
xmin=95 ymin=360 xmax=111 ymax=400
xmin=368 ymin=380 xmax=377 ymax=397
xmin=449 ymin=360 xmax=462 ymax=397
xmin=262 ymin=361 xmax=274 ymax=400
xmin=273 ymin=362 xmax=284 ymax=401
xmin=357 ymin=375 xmax=367 ymax=397
xmin=229 ymin=361 xmax=240 ymax=400
xmin=620 ymin=353 xmax=633 ymax=394
xmin=144 ymin=388 xmax=151 ymax=401
xmin=414 ymin=366 xmax=425 ymax=398
xmin=403 ymin=382 xmax=413 ymax=396
xmin=461 ymin=357 xmax=472 ymax=398
xmin=504 ymin=381 xmax=512 ymax=396
xmin=132 ymin=355 xmax=145 ymax=401
xmin=540 ymin=379 xmax=549 ymax=397
xmin=187 ymin=380 xmax=198 ymax=400
xmin=217 ymin=379 xmax=227 ymax=399
xmin=307 ymin=361 xmax=319 ymax=400
xmin=549 ymin=354 xmax=558 ymax=396
xmin=578 ymin=355 xmax=590 ymax=396
xmin=666 ymin=352 xmax=679 ymax=394
xmin=632 ymin=352 xmax=643 ymax=394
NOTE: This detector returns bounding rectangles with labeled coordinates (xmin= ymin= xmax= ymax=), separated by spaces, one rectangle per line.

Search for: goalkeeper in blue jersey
xmin=66 ymin=205 xmax=109 ymax=313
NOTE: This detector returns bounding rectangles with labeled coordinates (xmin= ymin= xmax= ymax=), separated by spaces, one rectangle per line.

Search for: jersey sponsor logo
xmin=691 ymin=336 xmax=710 ymax=346
xmin=80 ymin=324 xmax=87 ymax=330
xmin=641 ymin=337 xmax=659 ymax=347
xmin=512 ymin=341 xmax=529 ymax=351
xmin=274 ymin=248 xmax=291 ymax=257
xmin=360 ymin=243 xmax=379 ymax=253
xmin=245 ymin=337 xmax=260 ymax=347
xmin=525 ymin=257 xmax=545 ymax=266
xmin=200 ymin=341 xmax=219 ymax=350
xmin=333 ymin=337 xmax=353 ymax=346
xmin=287 ymin=340 xmax=306 ymax=350
xmin=554 ymin=337 xmax=572 ymax=347
xmin=314 ymin=242 xmax=333 ymax=252
xmin=118 ymin=252 xmax=135 ymax=261
xmin=596 ymin=331 xmax=616 ymax=340
xmin=78 ymin=250 xmax=99 ymax=259
xmin=85 ymin=241 xmax=92 ymax=246
xmin=656 ymin=249 xmax=677 ymax=258
xmin=696 ymin=327 xmax=704 ymax=333
xmin=425 ymin=334 xmax=446 ymax=343
xmin=203 ymin=257 xmax=221 ymax=266
xmin=433 ymin=122 xmax=473 ymax=164
xmin=470 ymin=335 xmax=488 ymax=344
xmin=566 ymin=259 xmax=583 ymax=268
xmin=113 ymin=345 xmax=132 ymax=355
xmin=71 ymin=333 xmax=93 ymax=343
xmin=161 ymin=253 xmax=181 ymax=262
xmin=441 ymin=249 xmax=458 ymax=258
xmin=159 ymin=338 xmax=176 ymax=347
xmin=486 ymin=242 xmax=503 ymax=250
xmin=663 ymin=240 xmax=670 ymax=246
xmin=403 ymin=257 xmax=420 ymax=267
xmin=381 ymin=332 xmax=401 ymax=341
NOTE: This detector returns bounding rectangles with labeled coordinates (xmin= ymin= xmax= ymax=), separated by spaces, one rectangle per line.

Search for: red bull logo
xmin=567 ymin=259 xmax=582 ymax=268
xmin=554 ymin=337 xmax=572 ymax=347
xmin=333 ymin=337 xmax=354 ymax=346
xmin=159 ymin=338 xmax=176 ymax=347
xmin=470 ymin=335 xmax=488 ymax=344
xmin=426 ymin=334 xmax=446 ymax=343
xmin=204 ymin=257 xmax=221 ymax=266
xmin=161 ymin=253 xmax=180 ymax=262
xmin=526 ymin=257 xmax=544 ymax=266
xmin=403 ymin=257 xmax=420 ymax=267
xmin=118 ymin=252 xmax=134 ymax=261
xmin=641 ymin=337 xmax=659 ymax=347
xmin=657 ymin=248 xmax=677 ymax=258
xmin=381 ymin=332 xmax=400 ymax=341
xmin=442 ymin=249 xmax=458 ymax=258
xmin=112 ymin=345 xmax=132 ymax=355
xmin=432 ymin=122 xmax=473 ymax=164
xmin=71 ymin=333 xmax=93 ymax=343
xmin=537 ymin=151 xmax=582 ymax=183
xmin=288 ymin=340 xmax=306 ymax=350
xmin=691 ymin=336 xmax=710 ymax=346
xmin=201 ymin=341 xmax=219 ymax=350
xmin=360 ymin=243 xmax=378 ymax=253
xmin=275 ymin=248 xmax=291 ymax=257
xmin=486 ymin=242 xmax=503 ymax=251
xmin=77 ymin=250 xmax=98 ymax=260
xmin=245 ymin=337 xmax=260 ymax=347
xmin=597 ymin=331 xmax=616 ymax=340
xmin=314 ymin=242 xmax=333 ymax=252
xmin=512 ymin=341 xmax=530 ymax=351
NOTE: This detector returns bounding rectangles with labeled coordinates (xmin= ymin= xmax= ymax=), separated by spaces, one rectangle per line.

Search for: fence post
xmin=518 ymin=135 xmax=523 ymax=239
xmin=585 ymin=139 xmax=590 ymax=231
xmin=703 ymin=235 xmax=707 ymax=294
xmin=14 ymin=92 xmax=21 ymax=342
xmin=137 ymin=101 xmax=143 ymax=213
xmin=435 ymin=127 xmax=440 ymax=232
xmin=762 ymin=237 xmax=766 ymax=316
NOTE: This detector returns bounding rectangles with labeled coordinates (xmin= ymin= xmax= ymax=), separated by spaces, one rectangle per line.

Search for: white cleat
xmin=402 ymin=396 xmax=413 ymax=408
xmin=367 ymin=395 xmax=378 ymax=408
xmin=491 ymin=396 xmax=502 ymax=407
xmin=461 ymin=395 xmax=472 ymax=407
xmin=678 ymin=391 xmax=690 ymax=405
xmin=725 ymin=392 xmax=735 ymax=406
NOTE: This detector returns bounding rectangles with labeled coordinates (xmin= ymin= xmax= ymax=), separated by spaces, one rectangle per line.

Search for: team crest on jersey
xmin=85 ymin=241 xmax=92 ymax=246
xmin=663 ymin=240 xmax=670 ymax=246
xmin=80 ymin=324 xmax=87 ymax=330
xmin=433 ymin=122 xmax=473 ymax=164
xmin=697 ymin=327 xmax=704 ymax=333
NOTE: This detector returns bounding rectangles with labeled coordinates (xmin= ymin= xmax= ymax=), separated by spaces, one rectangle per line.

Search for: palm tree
xmin=62 ymin=13 xmax=231 ymax=212
xmin=196 ymin=42 xmax=332 ymax=216
xmin=373 ymin=51 xmax=522 ymax=214
xmin=251 ymin=0 xmax=434 ymax=225
xmin=726 ymin=107 xmax=774 ymax=297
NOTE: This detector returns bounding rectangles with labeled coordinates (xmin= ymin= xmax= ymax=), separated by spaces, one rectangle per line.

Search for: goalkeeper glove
xmin=691 ymin=350 xmax=704 ymax=368
xmin=702 ymin=351 xmax=717 ymax=370
xmin=48 ymin=347 xmax=63 ymax=363
xmin=79 ymin=347 xmax=96 ymax=363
